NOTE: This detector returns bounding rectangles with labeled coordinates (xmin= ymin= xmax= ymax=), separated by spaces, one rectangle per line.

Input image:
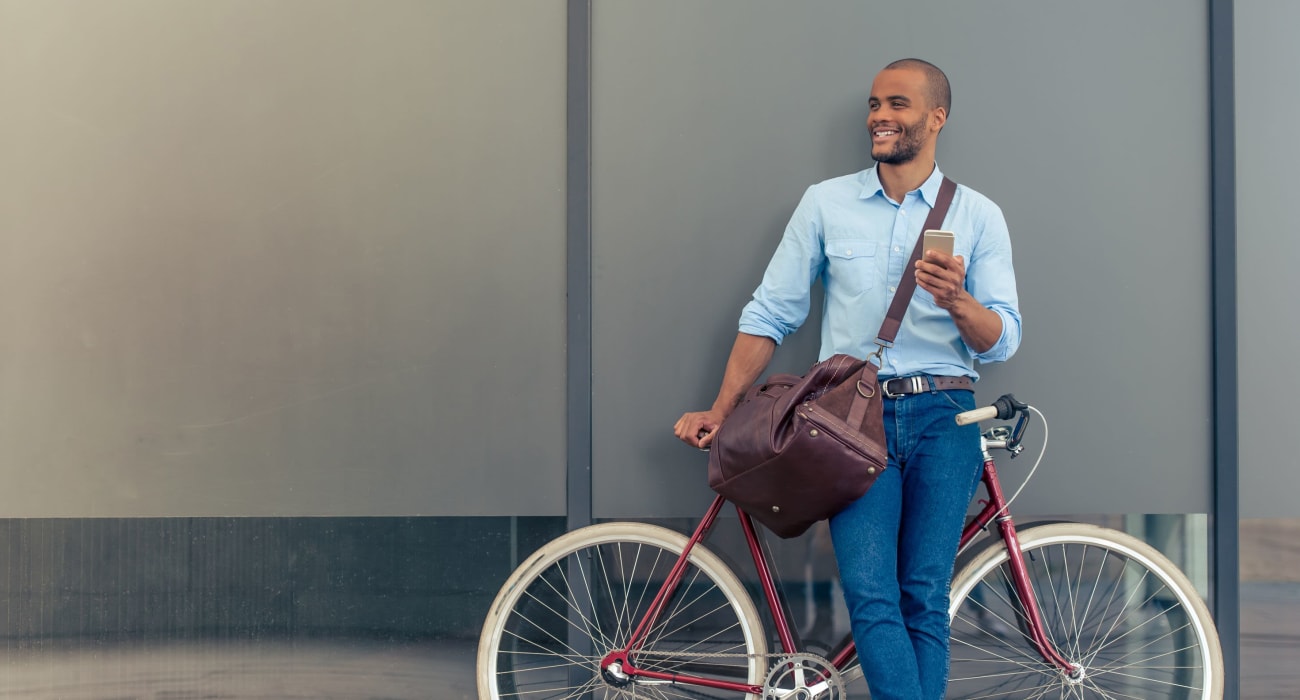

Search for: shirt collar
xmin=859 ymin=162 xmax=945 ymax=207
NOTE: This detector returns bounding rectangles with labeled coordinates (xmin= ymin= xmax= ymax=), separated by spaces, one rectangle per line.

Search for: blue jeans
xmin=829 ymin=387 xmax=983 ymax=700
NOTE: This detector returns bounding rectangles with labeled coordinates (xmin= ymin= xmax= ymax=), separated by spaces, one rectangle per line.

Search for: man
xmin=674 ymin=59 xmax=1021 ymax=700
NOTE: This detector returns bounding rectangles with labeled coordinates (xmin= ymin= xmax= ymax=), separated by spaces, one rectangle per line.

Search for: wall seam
xmin=1209 ymin=0 xmax=1239 ymax=698
xmin=566 ymin=0 xmax=593 ymax=532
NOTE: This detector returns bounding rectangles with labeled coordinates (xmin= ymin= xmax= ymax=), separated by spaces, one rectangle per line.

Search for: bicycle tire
xmin=477 ymin=521 xmax=768 ymax=700
xmin=947 ymin=521 xmax=1224 ymax=699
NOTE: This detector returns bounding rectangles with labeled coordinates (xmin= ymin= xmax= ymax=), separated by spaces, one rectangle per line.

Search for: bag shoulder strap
xmin=874 ymin=176 xmax=957 ymax=346
xmin=845 ymin=176 xmax=958 ymax=430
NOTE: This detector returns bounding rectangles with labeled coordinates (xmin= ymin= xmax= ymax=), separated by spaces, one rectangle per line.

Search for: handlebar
xmin=955 ymin=393 xmax=1029 ymax=426
xmin=958 ymin=394 xmax=1048 ymax=510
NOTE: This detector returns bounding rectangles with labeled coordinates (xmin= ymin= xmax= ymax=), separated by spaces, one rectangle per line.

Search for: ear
xmin=930 ymin=107 xmax=948 ymax=133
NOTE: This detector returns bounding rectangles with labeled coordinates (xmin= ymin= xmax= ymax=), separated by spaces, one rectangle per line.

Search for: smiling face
xmin=868 ymin=67 xmax=946 ymax=165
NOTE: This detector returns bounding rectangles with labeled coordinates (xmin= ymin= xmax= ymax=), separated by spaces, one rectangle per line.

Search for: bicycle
xmin=477 ymin=394 xmax=1224 ymax=699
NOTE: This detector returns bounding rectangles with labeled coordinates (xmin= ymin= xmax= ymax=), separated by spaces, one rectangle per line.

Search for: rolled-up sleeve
xmin=738 ymin=187 xmax=825 ymax=345
xmin=965 ymin=204 xmax=1022 ymax=364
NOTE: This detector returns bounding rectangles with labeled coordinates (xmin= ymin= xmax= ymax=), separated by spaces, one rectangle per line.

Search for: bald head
xmin=884 ymin=58 xmax=951 ymax=116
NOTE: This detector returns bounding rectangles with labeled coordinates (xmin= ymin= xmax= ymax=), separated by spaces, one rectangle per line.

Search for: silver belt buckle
xmin=883 ymin=375 xmax=925 ymax=399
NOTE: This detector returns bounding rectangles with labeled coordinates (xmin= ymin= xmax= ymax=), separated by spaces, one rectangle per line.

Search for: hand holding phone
xmin=916 ymin=230 xmax=966 ymax=308
xmin=922 ymin=229 xmax=955 ymax=258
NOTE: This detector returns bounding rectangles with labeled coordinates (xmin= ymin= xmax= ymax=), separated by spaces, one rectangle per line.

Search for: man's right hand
xmin=675 ymin=333 xmax=776 ymax=450
xmin=674 ymin=409 xmax=727 ymax=449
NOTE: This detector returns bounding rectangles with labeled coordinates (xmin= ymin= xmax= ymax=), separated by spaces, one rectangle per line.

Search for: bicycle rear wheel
xmin=477 ymin=521 xmax=768 ymax=700
xmin=948 ymin=522 xmax=1223 ymax=699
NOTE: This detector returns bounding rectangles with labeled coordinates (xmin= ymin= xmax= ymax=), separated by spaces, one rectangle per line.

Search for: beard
xmin=871 ymin=114 xmax=929 ymax=165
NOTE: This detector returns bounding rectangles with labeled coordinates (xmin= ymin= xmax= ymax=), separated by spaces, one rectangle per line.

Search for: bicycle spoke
xmin=1089 ymin=621 xmax=1198 ymax=673
xmin=946 ymin=526 xmax=1218 ymax=700
xmin=502 ymin=609 xmax=601 ymax=668
xmin=642 ymin=567 xmax=715 ymax=649
xmin=566 ymin=547 xmax=605 ymax=655
xmin=495 ymin=645 xmax=599 ymax=670
xmin=496 ymin=670 xmax=605 ymax=700
xmin=1066 ymin=541 xmax=1086 ymax=660
xmin=612 ymin=540 xmax=660 ymax=651
xmin=1023 ymin=678 xmax=1059 ymax=700
xmin=1060 ymin=540 xmax=1085 ymax=660
xmin=1075 ymin=546 xmax=1112 ymax=660
xmin=1081 ymin=549 xmax=1127 ymax=659
xmin=483 ymin=523 xmax=766 ymax=700
xmin=1037 ymin=544 xmax=1075 ymax=659
xmin=953 ymin=607 xmax=1040 ymax=662
xmin=1096 ymin=653 xmax=1205 ymax=683
xmin=1079 ymin=674 xmax=1148 ymax=700
xmin=496 ymin=650 xmax=598 ymax=676
xmin=630 ymin=565 xmax=756 ymax=678
xmin=948 ymin=641 xmax=1058 ymax=678
xmin=645 ymin=598 xmax=746 ymax=660
xmin=1085 ymin=564 xmax=1152 ymax=664
xmin=596 ymin=540 xmax=628 ymax=650
xmin=522 ymin=559 xmax=605 ymax=654
xmin=951 ymin=633 xmax=1045 ymax=675
xmin=1089 ymin=641 xmax=1206 ymax=681
xmin=519 ymin=568 xmax=611 ymax=653
xmin=1084 ymin=588 xmax=1183 ymax=661
xmin=562 ymin=675 xmax=610 ymax=700
xmin=1090 ymin=667 xmax=1205 ymax=693
xmin=957 ymin=678 xmax=1061 ymax=700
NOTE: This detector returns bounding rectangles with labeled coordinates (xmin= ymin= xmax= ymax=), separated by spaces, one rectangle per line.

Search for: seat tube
xmin=738 ymin=506 xmax=799 ymax=655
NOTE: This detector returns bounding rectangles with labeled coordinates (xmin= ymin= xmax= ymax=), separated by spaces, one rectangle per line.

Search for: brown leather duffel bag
xmin=707 ymin=353 xmax=888 ymax=537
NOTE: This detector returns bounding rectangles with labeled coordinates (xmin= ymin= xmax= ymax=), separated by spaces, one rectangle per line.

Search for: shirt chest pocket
xmin=824 ymin=239 xmax=879 ymax=296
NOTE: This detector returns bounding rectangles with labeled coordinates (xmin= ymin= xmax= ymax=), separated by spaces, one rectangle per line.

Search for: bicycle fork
xmin=976 ymin=456 xmax=1080 ymax=679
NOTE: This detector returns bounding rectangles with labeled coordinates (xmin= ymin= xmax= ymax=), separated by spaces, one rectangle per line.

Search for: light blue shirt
xmin=738 ymin=164 xmax=1021 ymax=380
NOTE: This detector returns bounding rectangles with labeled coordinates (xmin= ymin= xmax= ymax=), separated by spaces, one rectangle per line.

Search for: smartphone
xmin=922 ymin=229 xmax=955 ymax=258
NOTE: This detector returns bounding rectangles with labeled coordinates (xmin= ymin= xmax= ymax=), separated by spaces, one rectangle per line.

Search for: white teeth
xmin=875 ymin=130 xmax=897 ymax=137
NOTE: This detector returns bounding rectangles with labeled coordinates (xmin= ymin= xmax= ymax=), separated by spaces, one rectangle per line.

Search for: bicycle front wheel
xmin=948 ymin=522 xmax=1223 ymax=700
xmin=477 ymin=521 xmax=768 ymax=700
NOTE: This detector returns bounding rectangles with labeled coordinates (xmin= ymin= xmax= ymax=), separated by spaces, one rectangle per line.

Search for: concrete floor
xmin=1242 ymin=582 xmax=1300 ymax=700
xmin=0 ymin=639 xmax=477 ymax=700
xmin=0 ymin=591 xmax=1291 ymax=700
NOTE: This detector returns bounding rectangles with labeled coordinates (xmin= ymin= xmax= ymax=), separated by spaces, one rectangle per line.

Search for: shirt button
xmin=889 ymin=285 xmax=897 ymax=293
xmin=900 ymin=209 xmax=907 ymax=216
xmin=894 ymin=246 xmax=901 ymax=252
xmin=845 ymin=249 xmax=853 ymax=255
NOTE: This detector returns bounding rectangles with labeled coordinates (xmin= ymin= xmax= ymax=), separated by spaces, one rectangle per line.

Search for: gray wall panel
xmin=1237 ymin=0 xmax=1300 ymax=518
xmin=592 ymin=0 xmax=1211 ymax=518
xmin=0 ymin=0 xmax=567 ymax=516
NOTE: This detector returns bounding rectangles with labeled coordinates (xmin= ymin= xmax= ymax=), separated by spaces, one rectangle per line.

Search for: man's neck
xmin=877 ymin=157 xmax=936 ymax=204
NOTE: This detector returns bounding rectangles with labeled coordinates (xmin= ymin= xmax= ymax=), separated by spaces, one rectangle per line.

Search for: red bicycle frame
xmin=598 ymin=450 xmax=1076 ymax=695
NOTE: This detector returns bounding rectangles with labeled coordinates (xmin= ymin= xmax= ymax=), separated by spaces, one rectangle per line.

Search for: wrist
xmin=946 ymin=291 xmax=980 ymax=320
xmin=711 ymin=393 xmax=742 ymax=417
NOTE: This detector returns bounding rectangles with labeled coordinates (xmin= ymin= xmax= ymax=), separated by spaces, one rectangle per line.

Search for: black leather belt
xmin=881 ymin=375 xmax=974 ymax=399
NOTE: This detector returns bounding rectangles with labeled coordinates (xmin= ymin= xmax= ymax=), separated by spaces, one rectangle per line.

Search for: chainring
xmin=762 ymin=653 xmax=845 ymax=700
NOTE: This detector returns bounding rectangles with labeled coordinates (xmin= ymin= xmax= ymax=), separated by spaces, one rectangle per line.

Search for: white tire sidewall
xmin=476 ymin=521 xmax=768 ymax=700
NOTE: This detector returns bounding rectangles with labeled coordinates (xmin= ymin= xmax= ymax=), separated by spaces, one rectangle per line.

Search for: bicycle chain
xmin=624 ymin=649 xmax=846 ymax=699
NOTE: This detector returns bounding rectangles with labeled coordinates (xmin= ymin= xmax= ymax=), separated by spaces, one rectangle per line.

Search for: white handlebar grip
xmin=955 ymin=405 xmax=999 ymax=426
